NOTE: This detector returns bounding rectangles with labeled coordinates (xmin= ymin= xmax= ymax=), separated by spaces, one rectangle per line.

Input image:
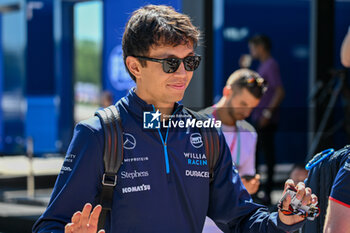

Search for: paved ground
xmin=0 ymin=155 xmax=62 ymax=233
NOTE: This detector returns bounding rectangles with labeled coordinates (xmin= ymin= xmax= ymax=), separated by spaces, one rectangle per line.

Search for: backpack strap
xmin=185 ymin=108 xmax=220 ymax=183
xmin=95 ymin=105 xmax=123 ymax=231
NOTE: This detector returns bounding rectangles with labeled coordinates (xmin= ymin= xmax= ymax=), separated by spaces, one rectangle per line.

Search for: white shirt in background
xmin=221 ymin=120 xmax=257 ymax=176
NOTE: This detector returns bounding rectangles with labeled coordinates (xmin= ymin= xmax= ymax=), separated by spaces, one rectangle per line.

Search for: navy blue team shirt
xmin=33 ymin=89 xmax=304 ymax=233
xmin=330 ymin=155 xmax=350 ymax=208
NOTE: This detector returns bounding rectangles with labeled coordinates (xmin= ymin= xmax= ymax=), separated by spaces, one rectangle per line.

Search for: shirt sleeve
xmin=239 ymin=131 xmax=257 ymax=176
xmin=32 ymin=121 xmax=104 ymax=233
xmin=330 ymin=156 xmax=350 ymax=208
xmin=207 ymin=131 xmax=305 ymax=233
xmin=266 ymin=60 xmax=283 ymax=88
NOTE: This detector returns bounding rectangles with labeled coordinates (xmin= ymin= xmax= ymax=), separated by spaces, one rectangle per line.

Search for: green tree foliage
xmin=75 ymin=40 xmax=101 ymax=87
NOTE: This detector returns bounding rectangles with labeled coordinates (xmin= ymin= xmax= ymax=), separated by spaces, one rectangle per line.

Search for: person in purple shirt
xmin=241 ymin=35 xmax=285 ymax=205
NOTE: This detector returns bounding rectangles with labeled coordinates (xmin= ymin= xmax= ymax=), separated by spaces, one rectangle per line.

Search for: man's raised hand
xmin=65 ymin=203 xmax=105 ymax=233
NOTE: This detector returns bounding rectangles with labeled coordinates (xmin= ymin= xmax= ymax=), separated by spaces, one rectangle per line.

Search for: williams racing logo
xmin=143 ymin=110 xmax=221 ymax=129
xmin=184 ymin=152 xmax=207 ymax=166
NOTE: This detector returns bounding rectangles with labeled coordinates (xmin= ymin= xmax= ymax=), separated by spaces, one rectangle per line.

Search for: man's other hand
xmin=65 ymin=203 xmax=105 ymax=233
xmin=241 ymin=174 xmax=260 ymax=195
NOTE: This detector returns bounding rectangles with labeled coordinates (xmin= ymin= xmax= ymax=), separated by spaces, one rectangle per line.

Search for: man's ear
xmin=126 ymin=56 xmax=142 ymax=80
xmin=223 ymin=85 xmax=232 ymax=97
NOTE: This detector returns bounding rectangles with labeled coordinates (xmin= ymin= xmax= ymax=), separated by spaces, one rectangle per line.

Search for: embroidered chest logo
xmin=123 ymin=133 xmax=136 ymax=150
xmin=190 ymin=133 xmax=203 ymax=148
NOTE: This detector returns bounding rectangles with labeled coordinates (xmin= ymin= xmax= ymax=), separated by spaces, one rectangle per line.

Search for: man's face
xmin=226 ymin=88 xmax=260 ymax=121
xmin=248 ymin=43 xmax=260 ymax=59
xmin=135 ymin=43 xmax=194 ymax=107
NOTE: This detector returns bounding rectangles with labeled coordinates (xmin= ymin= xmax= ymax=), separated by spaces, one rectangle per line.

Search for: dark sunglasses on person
xmin=134 ymin=55 xmax=201 ymax=73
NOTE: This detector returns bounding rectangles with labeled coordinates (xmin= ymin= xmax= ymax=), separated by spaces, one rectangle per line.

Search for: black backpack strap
xmin=95 ymin=105 xmax=123 ymax=231
xmin=185 ymin=108 xmax=220 ymax=183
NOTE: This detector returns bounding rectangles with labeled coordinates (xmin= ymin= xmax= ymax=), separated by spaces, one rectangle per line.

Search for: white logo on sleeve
xmin=344 ymin=161 xmax=350 ymax=172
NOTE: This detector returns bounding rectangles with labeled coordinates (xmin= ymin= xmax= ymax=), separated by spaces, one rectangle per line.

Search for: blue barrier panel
xmin=213 ymin=0 xmax=224 ymax=103
xmin=54 ymin=0 xmax=74 ymax=153
xmin=25 ymin=96 xmax=58 ymax=154
xmin=1 ymin=1 xmax=26 ymax=154
xmin=102 ymin=0 xmax=182 ymax=102
xmin=0 ymin=14 xmax=3 ymax=151
xmin=26 ymin=0 xmax=54 ymax=95
xmin=25 ymin=0 xmax=57 ymax=155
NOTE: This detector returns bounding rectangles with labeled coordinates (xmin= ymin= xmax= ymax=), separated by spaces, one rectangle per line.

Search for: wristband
xmin=278 ymin=187 xmax=320 ymax=221
xmin=262 ymin=109 xmax=272 ymax=119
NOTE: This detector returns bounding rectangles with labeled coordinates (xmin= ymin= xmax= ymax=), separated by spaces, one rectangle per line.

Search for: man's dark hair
xmin=249 ymin=34 xmax=272 ymax=52
xmin=122 ymin=5 xmax=200 ymax=81
xmin=226 ymin=68 xmax=267 ymax=99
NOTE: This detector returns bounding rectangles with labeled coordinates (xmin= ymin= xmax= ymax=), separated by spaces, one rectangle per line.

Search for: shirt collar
xmin=121 ymin=88 xmax=184 ymax=117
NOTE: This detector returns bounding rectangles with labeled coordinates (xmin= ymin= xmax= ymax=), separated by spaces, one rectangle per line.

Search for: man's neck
xmin=134 ymin=88 xmax=174 ymax=120
xmin=215 ymin=98 xmax=237 ymax=126
xmin=158 ymin=107 xmax=174 ymax=121
xmin=259 ymin=52 xmax=271 ymax=63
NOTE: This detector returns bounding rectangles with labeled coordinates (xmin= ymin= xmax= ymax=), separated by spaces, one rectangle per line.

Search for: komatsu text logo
xmin=143 ymin=110 xmax=221 ymax=129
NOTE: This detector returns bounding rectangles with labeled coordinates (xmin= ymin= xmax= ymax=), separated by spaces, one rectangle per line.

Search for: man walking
xmin=34 ymin=5 xmax=316 ymax=233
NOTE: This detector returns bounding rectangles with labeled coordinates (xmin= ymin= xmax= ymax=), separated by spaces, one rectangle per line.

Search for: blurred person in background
xmin=202 ymin=68 xmax=267 ymax=233
xmin=241 ymin=34 xmax=285 ymax=205
xmin=202 ymin=68 xmax=266 ymax=195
